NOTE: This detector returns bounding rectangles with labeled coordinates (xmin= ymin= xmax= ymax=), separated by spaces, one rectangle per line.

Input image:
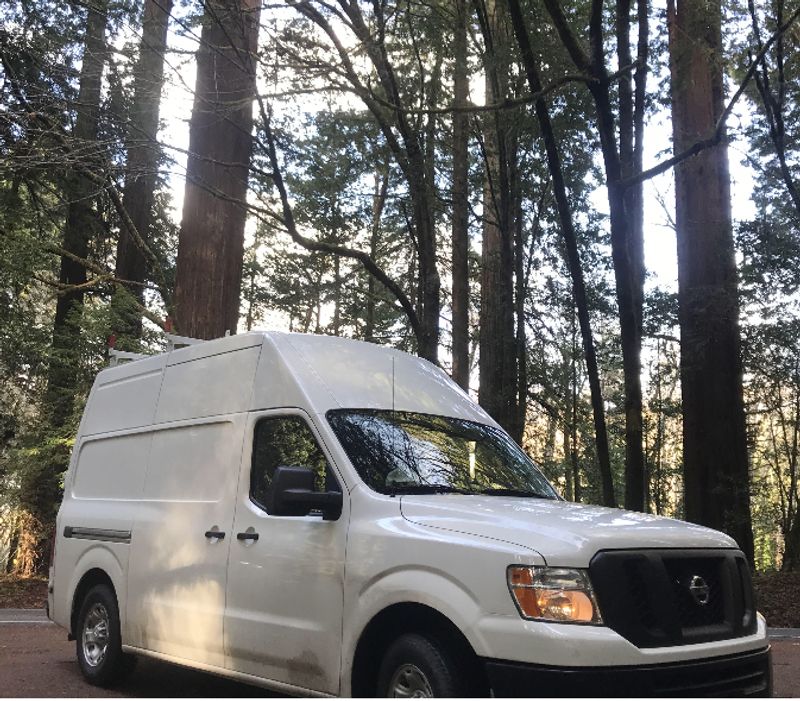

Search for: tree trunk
xmin=505 ymin=0 xmax=617 ymax=506
xmin=478 ymin=0 xmax=518 ymax=440
xmin=35 ymin=0 xmax=108 ymax=573
xmin=115 ymin=0 xmax=173 ymax=340
xmin=512 ymin=135 xmax=527 ymax=438
xmin=333 ymin=254 xmax=341 ymax=336
xmin=783 ymin=513 xmax=800 ymax=570
xmin=45 ymin=0 xmax=108 ymax=429
xmin=173 ymin=0 xmax=260 ymax=339
xmin=570 ymin=311 xmax=581 ymax=502
xmin=451 ymin=0 xmax=470 ymax=390
xmin=617 ymin=0 xmax=648 ymax=512
xmin=668 ymin=0 xmax=754 ymax=563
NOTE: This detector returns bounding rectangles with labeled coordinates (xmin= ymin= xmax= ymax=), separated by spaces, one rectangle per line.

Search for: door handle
xmin=204 ymin=530 xmax=225 ymax=539
xmin=236 ymin=531 xmax=259 ymax=541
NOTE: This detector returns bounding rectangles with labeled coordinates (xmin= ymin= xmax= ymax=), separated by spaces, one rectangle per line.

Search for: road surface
xmin=0 ymin=612 xmax=797 ymax=697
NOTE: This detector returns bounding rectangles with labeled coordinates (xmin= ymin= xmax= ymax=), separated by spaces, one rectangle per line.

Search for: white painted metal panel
xmin=82 ymin=355 xmax=166 ymax=435
xmin=126 ymin=416 xmax=244 ymax=667
xmin=155 ymin=346 xmax=261 ymax=423
xmin=72 ymin=433 xmax=151 ymax=500
xmin=251 ymin=332 xmax=496 ymax=426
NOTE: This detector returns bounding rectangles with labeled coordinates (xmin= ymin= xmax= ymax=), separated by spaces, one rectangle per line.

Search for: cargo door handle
xmin=204 ymin=530 xmax=225 ymax=539
xmin=236 ymin=531 xmax=259 ymax=542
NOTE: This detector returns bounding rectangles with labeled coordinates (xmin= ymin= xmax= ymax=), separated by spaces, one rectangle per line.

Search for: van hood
xmin=399 ymin=495 xmax=737 ymax=567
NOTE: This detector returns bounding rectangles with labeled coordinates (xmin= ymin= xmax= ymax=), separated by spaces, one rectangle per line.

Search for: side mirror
xmin=266 ymin=465 xmax=343 ymax=521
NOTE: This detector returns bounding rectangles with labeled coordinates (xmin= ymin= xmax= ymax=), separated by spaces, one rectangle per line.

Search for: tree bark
xmin=46 ymin=0 xmax=108 ymax=429
xmin=173 ymin=0 xmax=260 ymax=339
xmin=477 ymin=0 xmax=519 ymax=440
xmin=505 ymin=0 xmax=617 ymax=506
xmin=365 ymin=170 xmax=388 ymax=343
xmin=451 ymin=0 xmax=471 ymax=390
xmin=668 ymin=0 xmax=755 ymax=562
xmin=115 ymin=0 xmax=173 ymax=340
xmin=617 ymin=0 xmax=648 ymax=511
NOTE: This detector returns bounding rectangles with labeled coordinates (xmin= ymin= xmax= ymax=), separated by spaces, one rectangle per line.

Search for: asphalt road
xmin=0 ymin=613 xmax=798 ymax=697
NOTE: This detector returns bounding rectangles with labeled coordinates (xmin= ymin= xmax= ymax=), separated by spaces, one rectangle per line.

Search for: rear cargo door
xmin=125 ymin=342 xmax=261 ymax=667
xmin=125 ymin=415 xmax=245 ymax=667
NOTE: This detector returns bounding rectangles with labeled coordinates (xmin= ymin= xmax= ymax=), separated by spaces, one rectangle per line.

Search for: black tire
xmin=376 ymin=632 xmax=469 ymax=697
xmin=75 ymin=583 xmax=136 ymax=687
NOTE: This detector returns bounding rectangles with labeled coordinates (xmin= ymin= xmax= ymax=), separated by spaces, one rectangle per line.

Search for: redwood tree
xmin=115 ymin=0 xmax=173 ymax=338
xmin=668 ymin=0 xmax=754 ymax=561
xmin=45 ymin=0 xmax=108 ymax=428
xmin=173 ymin=0 xmax=260 ymax=339
xmin=451 ymin=0 xmax=471 ymax=390
xmin=477 ymin=0 xmax=519 ymax=439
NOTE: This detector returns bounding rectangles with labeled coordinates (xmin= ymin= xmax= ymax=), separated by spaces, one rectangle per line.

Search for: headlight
xmin=507 ymin=566 xmax=603 ymax=624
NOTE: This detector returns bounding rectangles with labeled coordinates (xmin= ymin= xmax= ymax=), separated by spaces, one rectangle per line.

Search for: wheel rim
xmin=388 ymin=663 xmax=434 ymax=698
xmin=81 ymin=602 xmax=110 ymax=668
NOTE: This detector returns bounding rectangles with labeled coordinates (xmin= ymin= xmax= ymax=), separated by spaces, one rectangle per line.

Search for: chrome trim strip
xmin=63 ymin=526 xmax=131 ymax=544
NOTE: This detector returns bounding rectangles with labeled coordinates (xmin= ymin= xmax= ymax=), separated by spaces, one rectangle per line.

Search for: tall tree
xmin=451 ymin=0 xmax=471 ymax=390
xmin=539 ymin=0 xmax=648 ymax=511
xmin=115 ymin=0 xmax=173 ymax=339
xmin=173 ymin=0 xmax=260 ymax=339
xmin=477 ymin=0 xmax=519 ymax=439
xmin=44 ymin=0 xmax=108 ymax=429
xmin=668 ymin=0 xmax=754 ymax=561
xmin=505 ymin=0 xmax=616 ymax=507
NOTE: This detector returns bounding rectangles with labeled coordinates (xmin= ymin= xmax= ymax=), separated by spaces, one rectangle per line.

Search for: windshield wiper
xmin=479 ymin=488 xmax=549 ymax=498
xmin=387 ymin=484 xmax=469 ymax=495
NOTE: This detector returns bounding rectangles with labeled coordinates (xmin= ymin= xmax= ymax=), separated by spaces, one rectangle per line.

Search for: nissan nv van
xmin=48 ymin=331 xmax=771 ymax=696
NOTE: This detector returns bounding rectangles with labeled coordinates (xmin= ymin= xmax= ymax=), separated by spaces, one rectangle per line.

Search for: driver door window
xmin=250 ymin=416 xmax=338 ymax=511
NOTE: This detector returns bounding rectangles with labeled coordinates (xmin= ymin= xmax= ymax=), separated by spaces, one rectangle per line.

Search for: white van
xmin=48 ymin=331 xmax=771 ymax=697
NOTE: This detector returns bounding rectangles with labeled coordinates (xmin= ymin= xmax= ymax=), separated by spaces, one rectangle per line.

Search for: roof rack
xmin=108 ymin=349 xmax=149 ymax=367
xmin=165 ymin=333 xmax=205 ymax=352
xmin=107 ymin=333 xmax=206 ymax=367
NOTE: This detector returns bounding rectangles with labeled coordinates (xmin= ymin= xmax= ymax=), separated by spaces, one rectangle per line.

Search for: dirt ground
xmin=752 ymin=571 xmax=800 ymax=628
xmin=0 ymin=622 xmax=269 ymax=697
xmin=0 ymin=576 xmax=47 ymax=610
xmin=0 ymin=622 xmax=797 ymax=697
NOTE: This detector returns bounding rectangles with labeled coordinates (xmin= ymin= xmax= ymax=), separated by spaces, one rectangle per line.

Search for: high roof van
xmin=48 ymin=331 xmax=771 ymax=697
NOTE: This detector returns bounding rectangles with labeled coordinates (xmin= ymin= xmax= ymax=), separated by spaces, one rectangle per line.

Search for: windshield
xmin=326 ymin=409 xmax=559 ymax=498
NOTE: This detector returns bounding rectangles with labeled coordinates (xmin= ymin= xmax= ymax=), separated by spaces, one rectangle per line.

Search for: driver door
xmin=223 ymin=409 xmax=348 ymax=694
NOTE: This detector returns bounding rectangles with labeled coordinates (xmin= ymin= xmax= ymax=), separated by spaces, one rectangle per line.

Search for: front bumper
xmin=484 ymin=646 xmax=772 ymax=697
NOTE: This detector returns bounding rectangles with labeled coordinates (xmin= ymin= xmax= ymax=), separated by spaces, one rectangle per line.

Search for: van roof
xmin=84 ymin=332 xmax=494 ymax=436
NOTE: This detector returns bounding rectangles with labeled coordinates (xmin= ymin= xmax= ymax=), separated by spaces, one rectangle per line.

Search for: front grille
xmin=589 ymin=548 xmax=757 ymax=648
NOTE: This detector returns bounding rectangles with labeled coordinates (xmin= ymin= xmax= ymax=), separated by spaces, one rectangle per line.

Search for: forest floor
xmin=1 ymin=571 xmax=799 ymax=627
xmin=0 ymin=575 xmax=47 ymax=609
xmin=752 ymin=571 xmax=800 ymax=628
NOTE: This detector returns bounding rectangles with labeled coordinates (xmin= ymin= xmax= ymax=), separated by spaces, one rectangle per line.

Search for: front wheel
xmin=75 ymin=583 xmax=136 ymax=687
xmin=377 ymin=633 xmax=468 ymax=697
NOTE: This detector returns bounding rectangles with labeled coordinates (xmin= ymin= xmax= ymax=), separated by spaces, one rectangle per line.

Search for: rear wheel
xmin=377 ymin=633 xmax=467 ymax=697
xmin=75 ymin=583 xmax=136 ymax=686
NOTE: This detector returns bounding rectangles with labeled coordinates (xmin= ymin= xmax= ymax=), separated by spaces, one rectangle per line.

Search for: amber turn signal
xmin=507 ymin=566 xmax=603 ymax=624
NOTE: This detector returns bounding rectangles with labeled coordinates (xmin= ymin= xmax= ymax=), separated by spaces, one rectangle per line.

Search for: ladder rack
xmin=165 ymin=333 xmax=204 ymax=352
xmin=107 ymin=333 xmax=206 ymax=366
xmin=108 ymin=349 xmax=149 ymax=367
